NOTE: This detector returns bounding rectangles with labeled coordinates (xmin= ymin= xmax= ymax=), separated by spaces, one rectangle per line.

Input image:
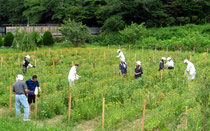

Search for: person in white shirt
xmin=22 ymin=55 xmax=35 ymax=75
xmin=68 ymin=64 xmax=80 ymax=88
xmin=166 ymin=57 xmax=174 ymax=70
xmin=116 ymin=49 xmax=125 ymax=62
xmin=184 ymin=59 xmax=196 ymax=80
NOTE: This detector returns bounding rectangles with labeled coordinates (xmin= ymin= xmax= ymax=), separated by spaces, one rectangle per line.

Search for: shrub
xmin=59 ymin=19 xmax=90 ymax=47
xmin=0 ymin=35 xmax=3 ymax=46
xmin=12 ymin=30 xmax=37 ymax=51
xmin=4 ymin=32 xmax=14 ymax=47
xmin=102 ymin=15 xmax=126 ymax=32
xmin=31 ymin=31 xmax=43 ymax=46
xmin=119 ymin=23 xmax=146 ymax=44
xmin=43 ymin=31 xmax=54 ymax=46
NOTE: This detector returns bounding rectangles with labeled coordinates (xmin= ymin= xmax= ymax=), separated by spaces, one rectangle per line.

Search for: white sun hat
xmin=167 ymin=57 xmax=171 ymax=61
xmin=16 ymin=74 xmax=24 ymax=81
xmin=136 ymin=61 xmax=141 ymax=65
xmin=184 ymin=59 xmax=189 ymax=63
xmin=25 ymin=55 xmax=30 ymax=59
xmin=117 ymin=49 xmax=121 ymax=53
xmin=162 ymin=57 xmax=166 ymax=60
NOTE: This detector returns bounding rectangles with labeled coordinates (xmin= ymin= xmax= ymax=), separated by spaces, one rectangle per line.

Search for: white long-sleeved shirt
xmin=117 ymin=52 xmax=125 ymax=62
xmin=186 ymin=62 xmax=196 ymax=75
xmin=166 ymin=60 xmax=174 ymax=67
xmin=68 ymin=66 xmax=79 ymax=81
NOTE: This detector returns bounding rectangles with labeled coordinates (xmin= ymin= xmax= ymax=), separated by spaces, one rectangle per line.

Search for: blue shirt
xmin=26 ymin=79 xmax=40 ymax=95
xmin=119 ymin=63 xmax=127 ymax=74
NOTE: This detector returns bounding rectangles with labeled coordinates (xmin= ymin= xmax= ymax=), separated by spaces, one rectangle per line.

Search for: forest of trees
xmin=0 ymin=0 xmax=210 ymax=30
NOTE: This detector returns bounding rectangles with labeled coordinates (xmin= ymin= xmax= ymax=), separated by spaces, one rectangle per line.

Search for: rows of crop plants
xmin=0 ymin=47 xmax=209 ymax=130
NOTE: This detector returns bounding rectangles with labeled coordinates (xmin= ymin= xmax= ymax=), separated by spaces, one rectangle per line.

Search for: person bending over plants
xmin=22 ymin=55 xmax=36 ymax=75
xmin=135 ymin=61 xmax=143 ymax=79
xmin=159 ymin=57 xmax=166 ymax=71
xmin=119 ymin=60 xmax=127 ymax=75
xmin=26 ymin=75 xmax=42 ymax=113
xmin=68 ymin=64 xmax=80 ymax=89
xmin=184 ymin=59 xmax=196 ymax=80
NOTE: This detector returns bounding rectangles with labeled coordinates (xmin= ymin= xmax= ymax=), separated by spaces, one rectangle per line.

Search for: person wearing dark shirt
xmin=23 ymin=55 xmax=35 ymax=74
xmin=119 ymin=60 xmax=127 ymax=75
xmin=135 ymin=61 xmax=143 ymax=79
xmin=13 ymin=74 xmax=30 ymax=121
xmin=25 ymin=75 xmax=41 ymax=112
xmin=159 ymin=57 xmax=166 ymax=71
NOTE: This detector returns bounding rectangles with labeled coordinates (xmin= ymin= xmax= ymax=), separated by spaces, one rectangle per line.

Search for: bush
xmin=0 ymin=35 xmax=3 ymax=46
xmin=31 ymin=31 xmax=43 ymax=46
xmin=102 ymin=15 xmax=126 ymax=32
xmin=43 ymin=31 xmax=54 ymax=46
xmin=59 ymin=19 xmax=90 ymax=47
xmin=4 ymin=32 xmax=14 ymax=47
xmin=119 ymin=23 xmax=146 ymax=44
xmin=12 ymin=30 xmax=37 ymax=51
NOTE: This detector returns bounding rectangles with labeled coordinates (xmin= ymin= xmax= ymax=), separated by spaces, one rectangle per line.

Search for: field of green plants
xmin=0 ymin=46 xmax=209 ymax=130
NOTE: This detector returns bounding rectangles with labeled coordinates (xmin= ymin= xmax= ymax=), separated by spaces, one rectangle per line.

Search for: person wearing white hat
xmin=116 ymin=49 xmax=125 ymax=62
xmin=184 ymin=59 xmax=196 ymax=80
xmin=135 ymin=61 xmax=143 ymax=79
xmin=166 ymin=57 xmax=174 ymax=70
xmin=13 ymin=74 xmax=30 ymax=121
xmin=159 ymin=57 xmax=166 ymax=71
xmin=68 ymin=64 xmax=80 ymax=88
xmin=22 ymin=55 xmax=35 ymax=74
xmin=119 ymin=60 xmax=127 ymax=75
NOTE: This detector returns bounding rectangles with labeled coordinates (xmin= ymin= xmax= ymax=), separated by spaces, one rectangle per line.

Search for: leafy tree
xmin=59 ymin=19 xmax=90 ymax=46
xmin=119 ymin=23 xmax=146 ymax=44
xmin=0 ymin=35 xmax=3 ymax=46
xmin=102 ymin=15 xmax=125 ymax=31
xmin=4 ymin=32 xmax=14 ymax=47
xmin=31 ymin=31 xmax=43 ymax=46
xmin=43 ymin=31 xmax=54 ymax=46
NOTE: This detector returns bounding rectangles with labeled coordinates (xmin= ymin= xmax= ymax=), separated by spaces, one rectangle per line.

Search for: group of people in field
xmin=12 ymin=49 xmax=196 ymax=121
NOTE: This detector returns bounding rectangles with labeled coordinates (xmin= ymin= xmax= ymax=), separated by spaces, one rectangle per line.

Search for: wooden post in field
xmin=104 ymin=51 xmax=106 ymax=59
xmin=35 ymin=94 xmax=38 ymax=118
xmin=193 ymin=47 xmax=196 ymax=53
xmin=118 ymin=45 xmax=121 ymax=49
xmin=160 ymin=70 xmax=163 ymax=82
xmin=1 ymin=57 xmax=3 ymax=67
xmin=184 ymin=106 xmax=188 ymax=130
xmin=142 ymin=46 xmax=144 ymax=52
xmin=9 ymin=85 xmax=12 ymax=117
xmin=141 ymin=101 xmax=146 ymax=131
xmin=129 ymin=45 xmax=131 ymax=51
xmin=108 ymin=44 xmax=109 ymax=49
xmin=18 ymin=57 xmax=20 ymax=67
xmin=68 ymin=92 xmax=72 ymax=121
xmin=102 ymin=97 xmax=105 ymax=130
xmin=53 ymin=60 xmax=55 ymax=67
xmin=72 ymin=61 xmax=74 ymax=66
xmin=48 ymin=48 xmax=51 ymax=56
xmin=76 ymin=50 xmax=78 ymax=56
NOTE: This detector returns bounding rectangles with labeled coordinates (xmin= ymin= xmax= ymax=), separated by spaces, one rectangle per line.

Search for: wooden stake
xmin=160 ymin=70 xmax=163 ymax=81
xmin=108 ymin=44 xmax=109 ymax=49
xmin=53 ymin=60 xmax=55 ymax=67
xmin=35 ymin=94 xmax=38 ymax=118
xmin=142 ymin=46 xmax=144 ymax=52
xmin=76 ymin=50 xmax=78 ymax=56
xmin=141 ymin=101 xmax=146 ymax=131
xmin=102 ymin=98 xmax=105 ymax=130
xmin=9 ymin=85 xmax=12 ymax=116
xmin=129 ymin=45 xmax=131 ymax=51
xmin=104 ymin=51 xmax=106 ymax=59
xmin=193 ymin=47 xmax=196 ymax=53
xmin=72 ymin=61 xmax=74 ymax=66
xmin=135 ymin=53 xmax=137 ymax=62
xmin=184 ymin=106 xmax=188 ymax=130
xmin=68 ymin=93 xmax=72 ymax=121
xmin=18 ymin=58 xmax=20 ymax=67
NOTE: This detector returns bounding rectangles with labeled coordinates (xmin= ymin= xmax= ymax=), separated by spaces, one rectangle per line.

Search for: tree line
xmin=0 ymin=0 xmax=210 ymax=30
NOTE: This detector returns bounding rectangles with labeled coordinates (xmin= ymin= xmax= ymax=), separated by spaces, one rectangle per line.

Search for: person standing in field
xmin=166 ymin=57 xmax=174 ymax=70
xmin=25 ymin=75 xmax=41 ymax=112
xmin=159 ymin=57 xmax=166 ymax=71
xmin=184 ymin=59 xmax=196 ymax=80
xmin=68 ymin=64 xmax=80 ymax=88
xmin=13 ymin=74 xmax=30 ymax=121
xmin=135 ymin=61 xmax=143 ymax=79
xmin=119 ymin=60 xmax=127 ymax=75
xmin=116 ymin=49 xmax=125 ymax=62
xmin=22 ymin=55 xmax=36 ymax=75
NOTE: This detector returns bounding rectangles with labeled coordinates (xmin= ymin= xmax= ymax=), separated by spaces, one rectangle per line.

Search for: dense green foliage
xmin=95 ymin=24 xmax=210 ymax=52
xmin=4 ymin=32 xmax=14 ymax=47
xmin=0 ymin=35 xmax=3 ymax=46
xmin=0 ymin=47 xmax=209 ymax=130
xmin=0 ymin=0 xmax=210 ymax=27
xmin=60 ymin=19 xmax=90 ymax=46
xmin=43 ymin=31 xmax=54 ymax=46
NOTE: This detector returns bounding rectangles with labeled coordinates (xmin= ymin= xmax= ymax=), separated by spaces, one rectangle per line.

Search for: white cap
xmin=167 ymin=57 xmax=171 ymax=61
xmin=117 ymin=49 xmax=121 ymax=53
xmin=25 ymin=55 xmax=30 ymax=59
xmin=136 ymin=61 xmax=141 ymax=65
xmin=16 ymin=74 xmax=24 ymax=81
xmin=184 ymin=59 xmax=189 ymax=63
xmin=162 ymin=57 xmax=166 ymax=60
